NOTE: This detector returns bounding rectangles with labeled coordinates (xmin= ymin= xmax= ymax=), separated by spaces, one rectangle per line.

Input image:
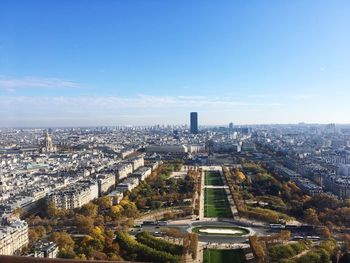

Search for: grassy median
xmin=204 ymin=188 xmax=233 ymax=218
xmin=204 ymin=249 xmax=246 ymax=263
xmin=205 ymin=171 xmax=224 ymax=186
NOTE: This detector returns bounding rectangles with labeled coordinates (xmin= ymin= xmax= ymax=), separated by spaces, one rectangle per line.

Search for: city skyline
xmin=1 ymin=1 xmax=350 ymax=126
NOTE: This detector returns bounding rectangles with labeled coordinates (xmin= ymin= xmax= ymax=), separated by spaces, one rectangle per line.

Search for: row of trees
xmin=223 ymin=166 xmax=246 ymax=214
xmin=242 ymin=207 xmax=292 ymax=223
xmin=183 ymin=233 xmax=198 ymax=260
xmin=136 ymin=231 xmax=183 ymax=255
xmin=189 ymin=168 xmax=201 ymax=216
xmin=115 ymin=231 xmax=180 ymax=263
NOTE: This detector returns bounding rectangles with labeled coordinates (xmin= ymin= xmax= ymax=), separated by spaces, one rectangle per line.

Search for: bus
xmin=142 ymin=220 xmax=157 ymax=226
xmin=157 ymin=220 xmax=168 ymax=226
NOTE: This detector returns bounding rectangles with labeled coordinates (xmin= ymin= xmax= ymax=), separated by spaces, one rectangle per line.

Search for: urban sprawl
xmin=1 ymin=115 xmax=350 ymax=262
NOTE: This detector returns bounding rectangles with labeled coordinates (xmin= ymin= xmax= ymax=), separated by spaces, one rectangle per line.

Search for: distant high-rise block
xmin=229 ymin=122 xmax=234 ymax=129
xmin=190 ymin=112 xmax=198 ymax=134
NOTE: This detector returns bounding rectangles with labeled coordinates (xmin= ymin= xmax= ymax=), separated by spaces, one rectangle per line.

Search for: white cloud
xmin=0 ymin=95 xmax=281 ymax=110
xmin=0 ymin=76 xmax=81 ymax=90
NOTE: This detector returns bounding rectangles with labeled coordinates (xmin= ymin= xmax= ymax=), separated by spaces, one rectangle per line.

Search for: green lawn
xmin=205 ymin=171 xmax=224 ymax=186
xmin=204 ymin=249 xmax=246 ymax=263
xmin=204 ymin=188 xmax=233 ymax=218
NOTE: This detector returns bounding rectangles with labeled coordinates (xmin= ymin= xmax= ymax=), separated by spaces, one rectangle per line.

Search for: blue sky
xmin=0 ymin=0 xmax=349 ymax=126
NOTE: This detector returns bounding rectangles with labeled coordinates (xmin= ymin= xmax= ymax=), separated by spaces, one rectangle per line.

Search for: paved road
xmin=137 ymin=218 xmax=270 ymax=243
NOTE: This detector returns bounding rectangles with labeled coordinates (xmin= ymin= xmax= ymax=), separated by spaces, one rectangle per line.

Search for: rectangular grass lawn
xmin=204 ymin=249 xmax=246 ymax=263
xmin=205 ymin=171 xmax=224 ymax=186
xmin=204 ymin=188 xmax=233 ymax=218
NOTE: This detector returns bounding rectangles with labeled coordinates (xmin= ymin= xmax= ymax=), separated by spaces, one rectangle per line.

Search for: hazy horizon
xmin=1 ymin=121 xmax=350 ymax=129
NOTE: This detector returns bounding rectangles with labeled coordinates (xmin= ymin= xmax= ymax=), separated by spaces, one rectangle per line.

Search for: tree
xmin=90 ymin=226 xmax=105 ymax=243
xmin=136 ymin=232 xmax=182 ymax=256
xmin=320 ymin=227 xmax=331 ymax=239
xmin=160 ymin=227 xmax=184 ymax=238
xmin=136 ymin=198 xmax=147 ymax=209
xmin=188 ymin=233 xmax=198 ymax=260
xmin=88 ymin=238 xmax=104 ymax=252
xmin=236 ymin=171 xmax=246 ymax=183
xmin=75 ymin=214 xmax=94 ymax=234
xmin=34 ymin=225 xmax=46 ymax=238
xmin=91 ymin=251 xmax=107 ymax=260
xmin=95 ymin=215 xmax=105 ymax=228
xmin=28 ymin=229 xmax=39 ymax=245
xmin=304 ymin=194 xmax=340 ymax=211
xmin=120 ymin=199 xmax=138 ymax=218
xmin=94 ymin=196 xmax=112 ymax=210
xmin=49 ymin=231 xmax=75 ymax=253
xmin=110 ymin=205 xmax=123 ymax=219
xmin=78 ymin=203 xmax=98 ymax=217
xmin=319 ymin=249 xmax=330 ymax=263
xmin=47 ymin=201 xmax=58 ymax=218
xmin=59 ymin=250 xmax=76 ymax=259
xmin=304 ymin=208 xmax=319 ymax=225
xmin=13 ymin=207 xmax=23 ymax=218
xmin=75 ymin=253 xmax=87 ymax=260
xmin=249 ymin=236 xmax=267 ymax=263
xmin=116 ymin=231 xmax=180 ymax=263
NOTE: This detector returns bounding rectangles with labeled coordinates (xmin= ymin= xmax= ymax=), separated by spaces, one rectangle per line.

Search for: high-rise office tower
xmin=190 ymin=112 xmax=198 ymax=134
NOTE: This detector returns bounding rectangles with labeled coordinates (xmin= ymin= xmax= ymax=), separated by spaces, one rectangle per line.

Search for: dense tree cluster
xmin=49 ymin=231 xmax=75 ymax=258
xmin=74 ymin=227 xmax=122 ymax=260
xmin=135 ymin=231 xmax=183 ymax=255
xmin=272 ymin=239 xmax=338 ymax=263
xmin=127 ymin=164 xmax=195 ymax=211
xmin=227 ymin=160 xmax=350 ymax=231
xmin=224 ymin=166 xmax=293 ymax=223
xmin=28 ymin=225 xmax=47 ymax=245
xmin=115 ymin=231 xmax=180 ymax=263
xmin=268 ymin=241 xmax=309 ymax=262
xmin=249 ymin=235 xmax=268 ymax=263
xmin=25 ymin=163 xmax=190 ymax=261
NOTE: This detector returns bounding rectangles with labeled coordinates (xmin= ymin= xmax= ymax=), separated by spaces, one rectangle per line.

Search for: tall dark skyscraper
xmin=190 ymin=112 xmax=198 ymax=134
